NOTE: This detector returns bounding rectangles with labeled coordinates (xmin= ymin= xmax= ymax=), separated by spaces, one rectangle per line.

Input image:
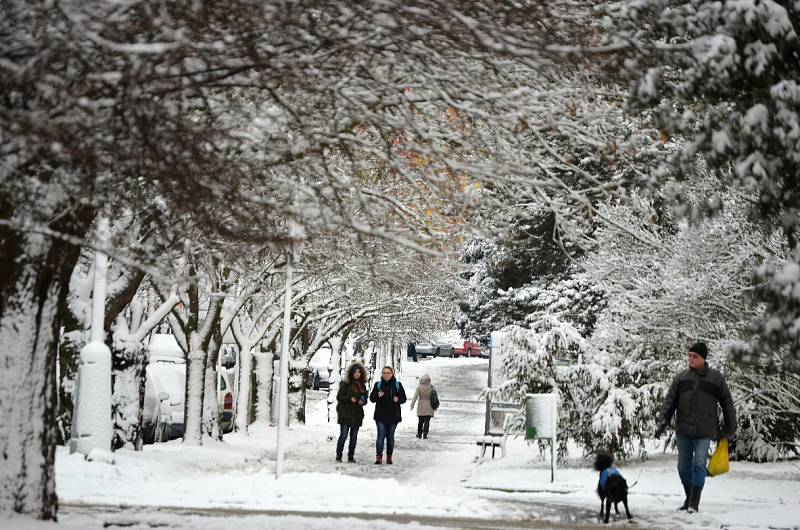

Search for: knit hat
xmin=689 ymin=342 xmax=708 ymax=359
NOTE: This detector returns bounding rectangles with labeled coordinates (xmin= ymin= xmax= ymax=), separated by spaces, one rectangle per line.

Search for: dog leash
xmin=626 ymin=460 xmax=646 ymax=489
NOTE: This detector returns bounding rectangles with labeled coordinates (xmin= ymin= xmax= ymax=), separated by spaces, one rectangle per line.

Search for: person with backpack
xmin=369 ymin=365 xmax=407 ymax=464
xmin=335 ymin=361 xmax=368 ymax=463
xmin=410 ymin=373 xmax=437 ymax=439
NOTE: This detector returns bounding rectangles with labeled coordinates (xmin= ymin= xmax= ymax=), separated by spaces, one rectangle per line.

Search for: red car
xmin=451 ymin=339 xmax=482 ymax=358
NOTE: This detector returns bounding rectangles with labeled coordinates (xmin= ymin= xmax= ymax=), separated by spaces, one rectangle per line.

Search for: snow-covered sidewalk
xmin=47 ymin=357 xmax=800 ymax=529
xmin=56 ymin=358 xmax=500 ymax=524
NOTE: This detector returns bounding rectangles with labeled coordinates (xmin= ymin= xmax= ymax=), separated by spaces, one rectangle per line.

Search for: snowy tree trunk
xmin=326 ymin=336 xmax=344 ymax=422
xmin=288 ymin=363 xmax=307 ymax=424
xmin=234 ymin=342 xmax=254 ymax=432
xmin=254 ymin=348 xmax=275 ymax=426
xmin=110 ymin=292 xmax=177 ymax=450
xmin=290 ymin=377 xmax=307 ymax=424
xmin=183 ymin=332 xmax=208 ymax=446
xmin=271 ymin=358 xmax=281 ymax=426
xmin=110 ymin=341 xmax=147 ymax=450
xmin=0 ymin=229 xmax=85 ymax=518
xmin=202 ymin=332 xmax=222 ymax=440
xmin=182 ymin=290 xmax=223 ymax=445
xmin=202 ymin=365 xmax=220 ymax=440
xmin=56 ymin=327 xmax=85 ymax=445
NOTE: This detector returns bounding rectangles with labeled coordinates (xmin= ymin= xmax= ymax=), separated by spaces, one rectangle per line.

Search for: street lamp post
xmin=275 ymin=240 xmax=294 ymax=478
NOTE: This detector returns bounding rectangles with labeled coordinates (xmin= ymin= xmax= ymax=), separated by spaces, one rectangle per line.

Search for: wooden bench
xmin=476 ymin=402 xmax=518 ymax=459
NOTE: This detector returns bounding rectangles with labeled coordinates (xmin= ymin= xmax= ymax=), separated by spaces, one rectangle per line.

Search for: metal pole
xmin=275 ymin=242 xmax=293 ymax=478
xmin=551 ymin=396 xmax=557 ymax=483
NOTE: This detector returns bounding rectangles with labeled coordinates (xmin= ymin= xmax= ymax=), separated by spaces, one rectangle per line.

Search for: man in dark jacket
xmin=656 ymin=342 xmax=737 ymax=513
xmin=369 ymin=365 xmax=407 ymax=465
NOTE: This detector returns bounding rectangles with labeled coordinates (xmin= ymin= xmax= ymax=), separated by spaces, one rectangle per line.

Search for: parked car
xmin=142 ymin=377 xmax=172 ymax=444
xmin=144 ymin=334 xmax=240 ymax=441
xmin=451 ymin=339 xmax=483 ymax=358
xmin=306 ymin=347 xmax=332 ymax=390
xmin=414 ymin=341 xmax=454 ymax=358
xmin=145 ymin=334 xmax=186 ymax=439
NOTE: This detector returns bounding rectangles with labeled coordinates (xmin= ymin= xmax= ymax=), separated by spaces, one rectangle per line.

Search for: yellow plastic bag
xmin=707 ymin=438 xmax=730 ymax=476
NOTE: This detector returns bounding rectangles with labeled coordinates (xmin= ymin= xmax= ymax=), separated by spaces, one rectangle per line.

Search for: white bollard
xmin=70 ymin=340 xmax=112 ymax=454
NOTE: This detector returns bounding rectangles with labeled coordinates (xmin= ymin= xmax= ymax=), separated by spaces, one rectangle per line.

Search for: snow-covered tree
xmin=612 ymin=0 xmax=800 ymax=370
xmin=579 ymin=187 xmax=797 ymax=460
xmin=0 ymin=0 xmax=659 ymax=519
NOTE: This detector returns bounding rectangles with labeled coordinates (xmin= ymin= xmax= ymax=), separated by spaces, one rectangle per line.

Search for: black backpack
xmin=430 ymin=386 xmax=440 ymax=411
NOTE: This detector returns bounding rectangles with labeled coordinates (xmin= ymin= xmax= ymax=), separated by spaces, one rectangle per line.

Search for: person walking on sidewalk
xmin=335 ymin=361 xmax=368 ymax=463
xmin=407 ymin=341 xmax=418 ymax=363
xmin=370 ymin=365 xmax=407 ymax=465
xmin=410 ymin=373 xmax=435 ymax=439
xmin=656 ymin=342 xmax=737 ymax=513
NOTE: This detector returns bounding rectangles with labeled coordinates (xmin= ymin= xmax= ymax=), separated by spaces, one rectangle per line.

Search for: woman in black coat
xmin=369 ymin=365 xmax=406 ymax=465
xmin=335 ymin=361 xmax=368 ymax=463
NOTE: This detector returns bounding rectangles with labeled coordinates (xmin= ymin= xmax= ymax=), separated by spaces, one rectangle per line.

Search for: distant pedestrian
xmin=370 ymin=365 xmax=407 ymax=465
xmin=656 ymin=342 xmax=737 ymax=513
xmin=408 ymin=341 xmax=417 ymax=363
xmin=335 ymin=361 xmax=368 ymax=463
xmin=410 ymin=373 xmax=435 ymax=439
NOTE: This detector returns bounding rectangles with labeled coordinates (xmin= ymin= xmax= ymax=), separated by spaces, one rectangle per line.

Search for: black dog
xmin=594 ymin=451 xmax=633 ymax=524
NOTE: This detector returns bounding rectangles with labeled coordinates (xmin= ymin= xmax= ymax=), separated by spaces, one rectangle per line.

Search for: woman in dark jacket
xmin=335 ymin=361 xmax=368 ymax=463
xmin=369 ymin=365 xmax=407 ymax=465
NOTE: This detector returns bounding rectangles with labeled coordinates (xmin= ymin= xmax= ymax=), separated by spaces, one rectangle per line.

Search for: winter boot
xmin=422 ymin=433 xmax=428 ymax=439
xmin=335 ymin=454 xmax=342 ymax=463
xmin=386 ymin=455 xmax=393 ymax=465
xmin=375 ymin=455 xmax=382 ymax=465
xmin=347 ymin=455 xmax=356 ymax=463
xmin=687 ymin=486 xmax=703 ymax=513
xmin=416 ymin=432 xmax=422 ymax=438
xmin=678 ymin=484 xmax=690 ymax=511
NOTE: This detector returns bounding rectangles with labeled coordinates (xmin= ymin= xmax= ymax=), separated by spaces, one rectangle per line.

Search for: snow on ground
xmin=33 ymin=356 xmax=800 ymax=530
xmin=467 ymin=437 xmax=800 ymax=529
xmin=56 ymin=358 xmax=498 ymax=521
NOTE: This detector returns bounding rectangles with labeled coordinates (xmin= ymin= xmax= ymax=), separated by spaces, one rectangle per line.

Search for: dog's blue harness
xmin=599 ymin=467 xmax=621 ymax=489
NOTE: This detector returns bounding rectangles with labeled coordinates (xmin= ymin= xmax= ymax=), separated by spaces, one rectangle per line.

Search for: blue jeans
xmin=677 ymin=435 xmax=711 ymax=488
xmin=376 ymin=421 xmax=398 ymax=456
xmin=336 ymin=424 xmax=359 ymax=457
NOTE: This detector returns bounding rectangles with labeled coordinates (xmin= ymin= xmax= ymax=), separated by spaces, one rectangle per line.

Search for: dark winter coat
xmin=659 ymin=362 xmax=737 ymax=439
xmin=370 ymin=376 xmax=407 ymax=424
xmin=336 ymin=361 xmax=368 ymax=427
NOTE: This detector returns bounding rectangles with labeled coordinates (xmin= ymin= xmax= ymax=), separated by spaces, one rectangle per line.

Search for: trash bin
xmin=525 ymin=393 xmax=558 ymax=482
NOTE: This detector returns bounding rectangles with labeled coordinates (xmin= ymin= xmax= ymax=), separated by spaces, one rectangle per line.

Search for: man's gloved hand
xmin=655 ymin=423 xmax=667 ymax=438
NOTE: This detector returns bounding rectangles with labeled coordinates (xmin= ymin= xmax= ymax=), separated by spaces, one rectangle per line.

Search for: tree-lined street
xmin=3 ymin=2 xmax=800 ymax=529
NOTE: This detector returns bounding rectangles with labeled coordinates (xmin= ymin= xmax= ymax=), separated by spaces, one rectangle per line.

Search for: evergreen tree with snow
xmin=614 ymin=0 xmax=800 ymax=371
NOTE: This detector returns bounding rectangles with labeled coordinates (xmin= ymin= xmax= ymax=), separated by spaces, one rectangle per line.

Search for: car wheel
xmin=142 ymin=422 xmax=156 ymax=445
